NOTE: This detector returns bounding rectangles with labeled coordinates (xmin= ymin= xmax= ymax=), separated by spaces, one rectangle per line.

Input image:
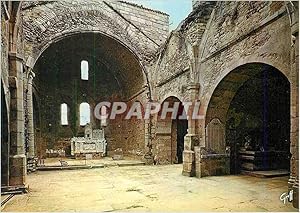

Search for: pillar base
xmin=27 ymin=157 xmax=37 ymax=173
xmin=182 ymin=170 xmax=195 ymax=177
xmin=293 ymin=179 xmax=299 ymax=209
xmin=9 ymin=154 xmax=26 ymax=187
xmin=143 ymin=152 xmax=154 ymax=165
xmin=1 ymin=184 xmax=29 ymax=195
xmin=182 ymin=163 xmax=195 ymax=177
xmin=288 ymin=175 xmax=299 ymax=209
xmin=182 ymin=150 xmax=196 ymax=177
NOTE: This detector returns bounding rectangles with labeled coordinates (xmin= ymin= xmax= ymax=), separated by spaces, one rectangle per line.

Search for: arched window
xmin=80 ymin=102 xmax=90 ymax=126
xmin=61 ymin=103 xmax=68 ymax=125
xmin=81 ymin=60 xmax=89 ymax=80
xmin=100 ymin=106 xmax=108 ymax=127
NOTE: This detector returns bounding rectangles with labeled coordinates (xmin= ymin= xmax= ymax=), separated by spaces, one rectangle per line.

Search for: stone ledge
xmin=200 ymin=153 xmax=230 ymax=159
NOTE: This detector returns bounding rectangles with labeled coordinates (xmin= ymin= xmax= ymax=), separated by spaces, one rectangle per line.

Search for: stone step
xmin=241 ymin=170 xmax=289 ymax=178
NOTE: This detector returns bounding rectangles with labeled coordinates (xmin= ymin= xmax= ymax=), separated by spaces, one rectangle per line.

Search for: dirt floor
xmin=2 ymin=165 xmax=296 ymax=212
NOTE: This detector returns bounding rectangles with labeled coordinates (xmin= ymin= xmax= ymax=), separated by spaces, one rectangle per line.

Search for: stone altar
xmin=71 ymin=124 xmax=107 ymax=159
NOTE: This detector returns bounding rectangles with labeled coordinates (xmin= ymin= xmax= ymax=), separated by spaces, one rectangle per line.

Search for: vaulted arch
xmin=205 ymin=63 xmax=291 ymax=174
xmin=22 ymin=1 xmax=159 ymax=67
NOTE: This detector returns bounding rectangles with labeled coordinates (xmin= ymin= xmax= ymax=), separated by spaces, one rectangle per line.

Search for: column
xmin=143 ymin=100 xmax=154 ymax=164
xmin=8 ymin=52 xmax=27 ymax=188
xmin=26 ymin=69 xmax=36 ymax=171
xmin=182 ymin=83 xmax=200 ymax=177
xmin=26 ymin=70 xmax=35 ymax=158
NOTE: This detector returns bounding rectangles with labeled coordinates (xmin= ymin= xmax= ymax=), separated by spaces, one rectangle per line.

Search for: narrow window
xmin=100 ymin=106 xmax=108 ymax=127
xmin=80 ymin=102 xmax=90 ymax=126
xmin=61 ymin=103 xmax=68 ymax=125
xmin=81 ymin=60 xmax=89 ymax=80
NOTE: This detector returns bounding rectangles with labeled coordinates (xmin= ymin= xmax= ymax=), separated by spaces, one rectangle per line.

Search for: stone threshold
xmin=1 ymin=185 xmax=28 ymax=195
xmin=37 ymin=162 xmax=145 ymax=171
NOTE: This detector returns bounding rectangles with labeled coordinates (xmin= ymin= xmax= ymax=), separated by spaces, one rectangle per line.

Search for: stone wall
xmin=110 ymin=1 xmax=169 ymax=46
xmin=148 ymin=33 xmax=190 ymax=102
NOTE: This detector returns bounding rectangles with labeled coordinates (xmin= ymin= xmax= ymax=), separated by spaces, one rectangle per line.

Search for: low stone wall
xmin=195 ymin=146 xmax=230 ymax=178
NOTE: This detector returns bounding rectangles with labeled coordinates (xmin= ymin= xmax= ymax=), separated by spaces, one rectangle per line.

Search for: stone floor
xmin=2 ymin=165 xmax=296 ymax=212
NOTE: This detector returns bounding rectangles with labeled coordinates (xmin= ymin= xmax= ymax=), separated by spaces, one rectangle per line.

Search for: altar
xmin=71 ymin=124 xmax=107 ymax=159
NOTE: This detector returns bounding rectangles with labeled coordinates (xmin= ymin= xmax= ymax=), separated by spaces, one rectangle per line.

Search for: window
xmin=100 ymin=106 xmax=108 ymax=127
xmin=81 ymin=60 xmax=89 ymax=80
xmin=80 ymin=102 xmax=90 ymax=126
xmin=61 ymin=103 xmax=68 ymax=125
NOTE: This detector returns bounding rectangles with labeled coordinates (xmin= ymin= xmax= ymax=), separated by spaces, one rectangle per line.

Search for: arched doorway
xmin=206 ymin=63 xmax=290 ymax=175
xmin=1 ymin=84 xmax=9 ymax=186
xmin=156 ymin=96 xmax=188 ymax=164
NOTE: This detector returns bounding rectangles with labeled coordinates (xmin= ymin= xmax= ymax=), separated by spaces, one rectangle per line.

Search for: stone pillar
xmin=182 ymin=83 xmax=200 ymax=177
xmin=8 ymin=52 xmax=27 ymax=187
xmin=25 ymin=69 xmax=37 ymax=172
xmin=144 ymin=101 xmax=154 ymax=164
xmin=26 ymin=70 xmax=35 ymax=159
xmin=186 ymin=83 xmax=200 ymax=135
xmin=182 ymin=135 xmax=198 ymax=176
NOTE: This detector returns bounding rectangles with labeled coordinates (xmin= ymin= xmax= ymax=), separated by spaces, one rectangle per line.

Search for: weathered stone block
xmin=194 ymin=146 xmax=201 ymax=162
xmin=183 ymin=162 xmax=193 ymax=171
xmin=184 ymin=134 xmax=199 ymax=150
xmin=182 ymin=150 xmax=195 ymax=163
xmin=182 ymin=161 xmax=195 ymax=177
xmin=9 ymin=155 xmax=26 ymax=186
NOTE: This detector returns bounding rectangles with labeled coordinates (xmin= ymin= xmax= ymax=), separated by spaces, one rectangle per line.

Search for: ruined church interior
xmin=1 ymin=1 xmax=299 ymax=212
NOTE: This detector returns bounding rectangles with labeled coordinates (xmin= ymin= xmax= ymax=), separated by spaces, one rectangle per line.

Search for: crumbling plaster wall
xmin=21 ymin=0 xmax=169 ymax=68
xmin=200 ymin=1 xmax=291 ymax=106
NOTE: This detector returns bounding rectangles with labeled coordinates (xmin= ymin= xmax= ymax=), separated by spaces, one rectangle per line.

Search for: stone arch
xmin=159 ymin=93 xmax=187 ymax=105
xmin=155 ymin=96 xmax=188 ymax=164
xmin=22 ymin=1 xmax=157 ymax=101
xmin=9 ymin=1 xmax=23 ymax=53
xmin=29 ymin=31 xmax=150 ymax=93
xmin=31 ymin=31 xmax=150 ymax=101
xmin=30 ymin=29 xmax=152 ymax=159
xmin=22 ymin=1 xmax=157 ymax=65
xmin=205 ymin=62 xmax=291 ymax=173
xmin=204 ymin=61 xmax=291 ymax=125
